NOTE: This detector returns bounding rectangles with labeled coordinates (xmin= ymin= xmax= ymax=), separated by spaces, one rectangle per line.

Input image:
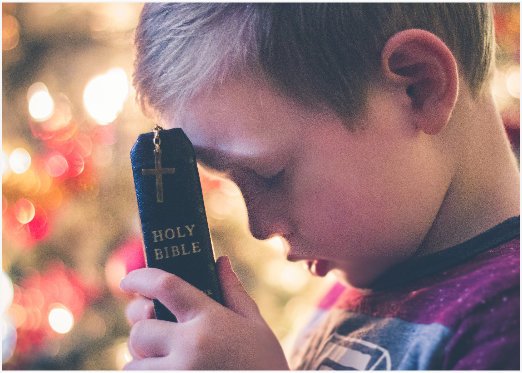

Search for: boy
xmin=120 ymin=4 xmax=520 ymax=370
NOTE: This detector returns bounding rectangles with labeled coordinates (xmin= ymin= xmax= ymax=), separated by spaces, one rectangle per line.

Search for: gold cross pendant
xmin=141 ymin=127 xmax=175 ymax=203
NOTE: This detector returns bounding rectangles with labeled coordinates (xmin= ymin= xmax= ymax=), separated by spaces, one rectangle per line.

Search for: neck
xmin=418 ymin=88 xmax=520 ymax=255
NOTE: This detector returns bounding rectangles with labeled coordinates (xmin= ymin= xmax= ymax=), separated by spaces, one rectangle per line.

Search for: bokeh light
xmin=28 ymin=83 xmax=55 ymax=122
xmin=2 ymin=14 xmax=20 ymax=51
xmin=27 ymin=207 xmax=49 ymax=240
xmin=2 ymin=315 xmax=17 ymax=363
xmin=105 ymin=237 xmax=146 ymax=297
xmin=1 ymin=272 xmax=14 ymax=315
xmin=9 ymin=148 xmax=31 ymax=174
xmin=83 ymin=68 xmax=129 ymax=125
xmin=14 ymin=199 xmax=36 ymax=225
xmin=2 ymin=2 xmax=518 ymax=370
xmin=66 ymin=153 xmax=84 ymax=178
xmin=45 ymin=152 xmax=69 ymax=178
xmin=2 ymin=271 xmax=17 ymax=364
xmin=48 ymin=305 xmax=74 ymax=334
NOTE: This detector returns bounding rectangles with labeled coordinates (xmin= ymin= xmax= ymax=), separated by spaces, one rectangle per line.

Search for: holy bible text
xmin=130 ymin=127 xmax=223 ymax=322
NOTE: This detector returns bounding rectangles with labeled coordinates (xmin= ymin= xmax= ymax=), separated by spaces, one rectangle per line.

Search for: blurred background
xmin=2 ymin=3 xmax=519 ymax=370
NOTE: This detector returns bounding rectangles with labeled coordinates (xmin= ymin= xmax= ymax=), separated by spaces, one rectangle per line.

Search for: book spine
xmin=130 ymin=129 xmax=223 ymax=322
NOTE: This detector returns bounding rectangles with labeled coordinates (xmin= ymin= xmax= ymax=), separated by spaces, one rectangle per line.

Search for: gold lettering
xmin=192 ymin=241 xmax=201 ymax=253
xmin=152 ymin=230 xmax=163 ymax=243
xmin=165 ymin=228 xmax=175 ymax=240
xmin=181 ymin=243 xmax=191 ymax=255
xmin=171 ymin=245 xmax=181 ymax=257
xmin=149 ymin=224 xmax=196 ymax=243
xmin=185 ymin=224 xmax=195 ymax=236
xmin=176 ymin=226 xmax=186 ymax=238
xmin=150 ymin=224 xmax=201 ymax=261
xmin=154 ymin=248 xmax=164 ymax=260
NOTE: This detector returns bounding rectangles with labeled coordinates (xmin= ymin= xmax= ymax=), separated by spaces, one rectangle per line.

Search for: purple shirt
xmin=291 ymin=217 xmax=520 ymax=370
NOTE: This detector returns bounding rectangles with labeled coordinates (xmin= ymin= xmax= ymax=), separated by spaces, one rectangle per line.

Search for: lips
xmin=283 ymin=235 xmax=331 ymax=277
xmin=306 ymin=259 xmax=330 ymax=277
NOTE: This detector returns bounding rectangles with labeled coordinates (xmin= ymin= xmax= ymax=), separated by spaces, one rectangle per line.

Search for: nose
xmin=245 ymin=193 xmax=291 ymax=240
xmin=230 ymin=170 xmax=292 ymax=241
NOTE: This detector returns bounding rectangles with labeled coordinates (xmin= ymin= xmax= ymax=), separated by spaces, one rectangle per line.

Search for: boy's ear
xmin=381 ymin=29 xmax=458 ymax=135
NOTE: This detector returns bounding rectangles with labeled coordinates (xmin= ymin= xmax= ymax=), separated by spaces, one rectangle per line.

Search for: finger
xmin=127 ymin=338 xmax=141 ymax=361
xmin=125 ymin=296 xmax=155 ymax=325
xmin=216 ymin=256 xmax=261 ymax=320
xmin=121 ymin=268 xmax=214 ymax=322
xmin=128 ymin=319 xmax=175 ymax=358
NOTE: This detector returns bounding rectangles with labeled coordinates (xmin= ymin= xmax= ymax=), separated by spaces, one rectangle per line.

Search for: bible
xmin=130 ymin=126 xmax=223 ymax=322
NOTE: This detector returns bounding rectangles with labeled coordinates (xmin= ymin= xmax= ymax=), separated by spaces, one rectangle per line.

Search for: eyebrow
xmin=193 ymin=144 xmax=275 ymax=179
xmin=193 ymin=146 xmax=229 ymax=172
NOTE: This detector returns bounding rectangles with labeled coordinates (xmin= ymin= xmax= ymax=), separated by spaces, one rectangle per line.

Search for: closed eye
xmin=194 ymin=146 xmax=285 ymax=189
xmin=261 ymin=168 xmax=285 ymax=189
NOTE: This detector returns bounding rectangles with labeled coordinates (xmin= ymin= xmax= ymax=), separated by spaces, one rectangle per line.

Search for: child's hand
xmin=120 ymin=256 xmax=289 ymax=370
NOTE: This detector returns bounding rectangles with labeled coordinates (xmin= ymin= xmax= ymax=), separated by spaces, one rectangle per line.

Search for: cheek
xmin=291 ymin=139 xmax=451 ymax=260
xmin=290 ymin=160 xmax=371 ymax=256
xmin=293 ymin=178 xmax=386 ymax=258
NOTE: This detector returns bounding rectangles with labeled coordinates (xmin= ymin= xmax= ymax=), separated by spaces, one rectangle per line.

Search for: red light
xmin=27 ymin=207 xmax=49 ymax=240
xmin=66 ymin=152 xmax=84 ymax=177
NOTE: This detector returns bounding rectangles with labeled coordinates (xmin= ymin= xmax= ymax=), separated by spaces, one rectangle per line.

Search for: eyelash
xmin=260 ymin=169 xmax=285 ymax=189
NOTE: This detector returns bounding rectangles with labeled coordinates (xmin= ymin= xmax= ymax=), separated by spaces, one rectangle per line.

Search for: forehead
xmin=171 ymin=77 xmax=312 ymax=157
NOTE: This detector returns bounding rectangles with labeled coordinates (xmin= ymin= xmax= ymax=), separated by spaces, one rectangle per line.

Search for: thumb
xmin=216 ymin=256 xmax=262 ymax=321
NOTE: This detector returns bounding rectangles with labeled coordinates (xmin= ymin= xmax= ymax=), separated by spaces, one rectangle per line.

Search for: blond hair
xmin=134 ymin=3 xmax=494 ymax=123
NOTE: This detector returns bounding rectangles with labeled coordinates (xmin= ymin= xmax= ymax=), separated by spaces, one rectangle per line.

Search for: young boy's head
xmin=133 ymin=4 xmax=500 ymax=287
xmin=134 ymin=3 xmax=494 ymax=122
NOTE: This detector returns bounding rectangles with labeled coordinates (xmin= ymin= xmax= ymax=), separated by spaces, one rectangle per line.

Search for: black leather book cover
xmin=130 ymin=128 xmax=223 ymax=322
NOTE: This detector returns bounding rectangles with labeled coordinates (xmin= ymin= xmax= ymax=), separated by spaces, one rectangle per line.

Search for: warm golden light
xmin=48 ymin=305 xmax=74 ymax=334
xmin=28 ymin=83 xmax=55 ymax=122
xmin=114 ymin=340 xmax=133 ymax=369
xmin=264 ymin=260 xmax=309 ymax=293
xmin=2 ymin=150 xmax=10 ymax=175
xmin=14 ymin=199 xmax=36 ymax=224
xmin=2 ymin=14 xmax=20 ymax=51
xmin=506 ymin=66 xmax=520 ymax=99
xmin=9 ymin=148 xmax=31 ymax=174
xmin=266 ymin=236 xmax=287 ymax=254
xmin=83 ymin=68 xmax=129 ymax=125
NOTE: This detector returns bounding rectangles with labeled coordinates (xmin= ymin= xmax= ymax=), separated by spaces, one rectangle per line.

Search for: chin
xmin=332 ymin=267 xmax=382 ymax=290
xmin=332 ymin=254 xmax=406 ymax=289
